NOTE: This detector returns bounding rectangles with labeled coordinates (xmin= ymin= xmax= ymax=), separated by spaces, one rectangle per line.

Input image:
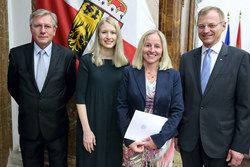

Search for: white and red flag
xmin=36 ymin=0 xmax=155 ymax=64
xmin=236 ymin=20 xmax=241 ymax=49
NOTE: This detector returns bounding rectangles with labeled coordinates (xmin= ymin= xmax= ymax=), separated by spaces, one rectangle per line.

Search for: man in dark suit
xmin=7 ymin=9 xmax=76 ymax=167
xmin=175 ymin=6 xmax=250 ymax=167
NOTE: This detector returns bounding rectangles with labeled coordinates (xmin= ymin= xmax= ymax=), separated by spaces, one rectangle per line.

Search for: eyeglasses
xmin=197 ymin=21 xmax=224 ymax=30
xmin=32 ymin=24 xmax=54 ymax=30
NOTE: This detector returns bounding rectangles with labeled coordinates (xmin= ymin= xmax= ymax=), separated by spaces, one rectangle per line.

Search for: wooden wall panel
xmin=159 ymin=0 xmax=182 ymax=70
xmin=187 ymin=0 xmax=195 ymax=51
xmin=0 ymin=0 xmax=12 ymax=166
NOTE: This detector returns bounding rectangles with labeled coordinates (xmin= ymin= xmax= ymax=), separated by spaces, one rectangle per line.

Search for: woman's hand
xmin=142 ymin=136 xmax=157 ymax=150
xmin=129 ymin=141 xmax=145 ymax=153
xmin=83 ymin=130 xmax=96 ymax=153
xmin=77 ymin=104 xmax=96 ymax=153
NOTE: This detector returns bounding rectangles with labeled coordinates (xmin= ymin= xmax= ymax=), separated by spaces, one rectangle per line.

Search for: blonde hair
xmin=89 ymin=17 xmax=128 ymax=67
xmin=132 ymin=29 xmax=172 ymax=70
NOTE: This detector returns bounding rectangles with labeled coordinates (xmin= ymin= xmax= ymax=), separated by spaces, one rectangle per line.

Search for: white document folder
xmin=124 ymin=110 xmax=168 ymax=141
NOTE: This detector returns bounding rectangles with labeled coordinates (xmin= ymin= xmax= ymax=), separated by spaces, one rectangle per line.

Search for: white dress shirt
xmin=201 ymin=41 xmax=223 ymax=75
xmin=34 ymin=42 xmax=52 ymax=78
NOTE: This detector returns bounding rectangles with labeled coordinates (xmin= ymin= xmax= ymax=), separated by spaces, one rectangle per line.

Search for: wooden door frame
xmin=159 ymin=0 xmax=195 ymax=70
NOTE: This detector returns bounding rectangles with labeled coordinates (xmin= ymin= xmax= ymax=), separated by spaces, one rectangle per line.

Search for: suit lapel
xmin=204 ymin=44 xmax=228 ymax=95
xmin=193 ymin=47 xmax=203 ymax=95
xmin=154 ymin=70 xmax=165 ymax=105
xmin=133 ymin=68 xmax=146 ymax=101
xmin=25 ymin=42 xmax=39 ymax=91
xmin=42 ymin=42 xmax=61 ymax=91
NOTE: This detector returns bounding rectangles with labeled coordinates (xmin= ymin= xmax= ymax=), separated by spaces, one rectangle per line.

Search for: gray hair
xmin=29 ymin=9 xmax=58 ymax=28
xmin=198 ymin=6 xmax=225 ymax=23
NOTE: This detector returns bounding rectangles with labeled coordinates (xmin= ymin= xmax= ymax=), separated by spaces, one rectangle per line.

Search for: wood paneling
xmin=187 ymin=0 xmax=195 ymax=52
xmin=159 ymin=0 xmax=182 ymax=70
xmin=0 ymin=0 xmax=12 ymax=166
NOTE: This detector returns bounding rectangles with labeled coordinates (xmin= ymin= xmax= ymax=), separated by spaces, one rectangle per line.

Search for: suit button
xmin=200 ymin=107 xmax=204 ymax=110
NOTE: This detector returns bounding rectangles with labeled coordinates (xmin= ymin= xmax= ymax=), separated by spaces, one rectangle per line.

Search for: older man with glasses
xmin=7 ymin=9 xmax=76 ymax=167
xmin=175 ymin=6 xmax=250 ymax=167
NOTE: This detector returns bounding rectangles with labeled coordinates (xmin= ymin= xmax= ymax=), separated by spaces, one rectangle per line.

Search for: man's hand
xmin=226 ymin=149 xmax=244 ymax=166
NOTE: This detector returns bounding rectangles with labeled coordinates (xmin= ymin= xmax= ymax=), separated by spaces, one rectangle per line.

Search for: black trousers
xmin=180 ymin=137 xmax=229 ymax=167
xmin=20 ymin=134 xmax=68 ymax=167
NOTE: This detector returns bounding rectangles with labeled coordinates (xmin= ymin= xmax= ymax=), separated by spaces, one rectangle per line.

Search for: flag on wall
xmin=35 ymin=0 xmax=77 ymax=48
xmin=35 ymin=0 xmax=155 ymax=63
xmin=224 ymin=23 xmax=230 ymax=45
xmin=236 ymin=21 xmax=241 ymax=48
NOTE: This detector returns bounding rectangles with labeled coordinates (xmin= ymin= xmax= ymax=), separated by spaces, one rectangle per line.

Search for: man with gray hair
xmin=175 ymin=6 xmax=250 ymax=167
xmin=8 ymin=9 xmax=76 ymax=167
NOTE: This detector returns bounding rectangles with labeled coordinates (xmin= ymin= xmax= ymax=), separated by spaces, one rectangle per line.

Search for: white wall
xmin=196 ymin=0 xmax=250 ymax=53
xmin=8 ymin=0 xmax=32 ymax=150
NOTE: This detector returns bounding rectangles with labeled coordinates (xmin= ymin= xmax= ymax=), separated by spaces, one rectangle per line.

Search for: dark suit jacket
xmin=178 ymin=43 xmax=250 ymax=158
xmin=117 ymin=66 xmax=184 ymax=148
xmin=7 ymin=42 xmax=76 ymax=141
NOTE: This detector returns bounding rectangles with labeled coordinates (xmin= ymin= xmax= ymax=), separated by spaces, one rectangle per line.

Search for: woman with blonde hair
xmin=117 ymin=29 xmax=184 ymax=166
xmin=76 ymin=17 xmax=128 ymax=167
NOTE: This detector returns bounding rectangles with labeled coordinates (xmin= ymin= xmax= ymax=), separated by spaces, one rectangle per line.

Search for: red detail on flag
xmin=36 ymin=0 xmax=77 ymax=48
xmin=108 ymin=0 xmax=127 ymax=13
xmin=236 ymin=21 xmax=241 ymax=49
xmin=123 ymin=40 xmax=136 ymax=64
xmin=36 ymin=0 xmax=79 ymax=71
xmin=35 ymin=0 xmax=153 ymax=68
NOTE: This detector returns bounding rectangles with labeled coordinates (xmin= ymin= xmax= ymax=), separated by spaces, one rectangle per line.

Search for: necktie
xmin=36 ymin=50 xmax=46 ymax=92
xmin=201 ymin=49 xmax=212 ymax=94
